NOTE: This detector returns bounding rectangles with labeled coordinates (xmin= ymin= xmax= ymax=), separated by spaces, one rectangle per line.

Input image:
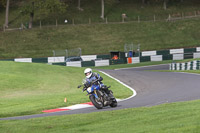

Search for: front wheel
xmin=89 ymin=95 xmax=103 ymax=109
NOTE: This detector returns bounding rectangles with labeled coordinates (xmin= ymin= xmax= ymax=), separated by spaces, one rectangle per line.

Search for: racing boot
xmin=108 ymin=90 xmax=115 ymax=100
xmin=102 ymin=86 xmax=115 ymax=99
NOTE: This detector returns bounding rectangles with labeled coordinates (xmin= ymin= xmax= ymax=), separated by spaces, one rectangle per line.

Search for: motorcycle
xmin=78 ymin=79 xmax=117 ymax=109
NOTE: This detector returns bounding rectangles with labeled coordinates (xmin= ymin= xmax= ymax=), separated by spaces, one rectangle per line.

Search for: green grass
xmin=1 ymin=19 xmax=200 ymax=59
xmin=1 ymin=59 xmax=200 ymax=132
xmin=1 ymin=0 xmax=200 ymax=59
xmin=1 ymin=100 xmax=200 ymax=133
xmin=0 ymin=61 xmax=132 ymax=118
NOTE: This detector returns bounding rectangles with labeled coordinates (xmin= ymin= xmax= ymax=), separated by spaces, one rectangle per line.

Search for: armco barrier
xmin=81 ymin=61 xmax=95 ymax=67
xmin=150 ymin=55 xmax=162 ymax=61
xmin=2 ymin=47 xmax=200 ymax=67
xmin=0 ymin=59 xmax=14 ymax=61
xmin=163 ymin=54 xmax=173 ymax=60
xmin=141 ymin=51 xmax=156 ymax=56
xmin=14 ymin=58 xmax=32 ymax=63
xmin=140 ymin=56 xmax=150 ymax=62
xmin=97 ymin=55 xmax=110 ymax=60
xmin=48 ymin=57 xmax=65 ymax=63
xmin=194 ymin=53 xmax=200 ymax=59
xmin=32 ymin=57 xmax=48 ymax=63
xmin=81 ymin=55 xmax=97 ymax=61
xmin=172 ymin=54 xmax=184 ymax=60
xmin=52 ymin=62 xmax=66 ymax=66
xmin=66 ymin=61 xmax=82 ymax=67
xmin=95 ymin=60 xmax=109 ymax=67
xmin=128 ymin=47 xmax=200 ymax=65
xmin=184 ymin=48 xmax=196 ymax=53
xmin=156 ymin=49 xmax=170 ymax=56
xmin=170 ymin=48 xmax=184 ymax=54
xmin=184 ymin=53 xmax=193 ymax=59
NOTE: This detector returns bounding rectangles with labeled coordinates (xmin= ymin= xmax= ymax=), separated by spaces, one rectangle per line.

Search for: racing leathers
xmin=84 ymin=72 xmax=112 ymax=96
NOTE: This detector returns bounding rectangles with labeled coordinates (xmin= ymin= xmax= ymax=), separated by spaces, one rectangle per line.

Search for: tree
xmin=142 ymin=0 xmax=148 ymax=4
xmin=0 ymin=0 xmax=6 ymax=7
xmin=100 ymin=0 xmax=104 ymax=19
xmin=77 ymin=0 xmax=80 ymax=10
xmin=78 ymin=0 xmax=80 ymax=9
xmin=100 ymin=0 xmax=115 ymax=20
xmin=163 ymin=0 xmax=184 ymax=10
xmin=21 ymin=0 xmax=67 ymax=28
xmin=163 ymin=0 xmax=169 ymax=10
xmin=77 ymin=0 xmax=83 ymax=11
xmin=4 ymin=0 xmax=9 ymax=28
xmin=29 ymin=1 xmax=34 ymax=29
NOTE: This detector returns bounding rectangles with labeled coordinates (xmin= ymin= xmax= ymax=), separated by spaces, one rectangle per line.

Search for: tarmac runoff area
xmin=1 ymin=64 xmax=200 ymax=120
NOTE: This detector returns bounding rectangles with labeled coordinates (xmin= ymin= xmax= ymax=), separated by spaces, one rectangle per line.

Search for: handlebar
xmin=92 ymin=79 xmax=98 ymax=84
xmin=77 ymin=79 xmax=100 ymax=92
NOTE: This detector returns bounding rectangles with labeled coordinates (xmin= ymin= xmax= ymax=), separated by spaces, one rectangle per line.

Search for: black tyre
xmin=110 ymin=99 xmax=117 ymax=108
xmin=89 ymin=95 xmax=103 ymax=109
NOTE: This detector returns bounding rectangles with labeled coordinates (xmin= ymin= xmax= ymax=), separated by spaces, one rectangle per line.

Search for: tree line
xmin=1 ymin=0 xmax=194 ymax=29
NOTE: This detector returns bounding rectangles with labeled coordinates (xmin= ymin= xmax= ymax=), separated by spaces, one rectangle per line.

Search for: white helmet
xmin=84 ymin=68 xmax=92 ymax=78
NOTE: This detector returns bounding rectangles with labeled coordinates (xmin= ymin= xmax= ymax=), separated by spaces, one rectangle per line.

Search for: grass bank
xmin=1 ymin=99 xmax=200 ymax=133
xmin=1 ymin=19 xmax=200 ymax=58
xmin=0 ymin=61 xmax=132 ymax=118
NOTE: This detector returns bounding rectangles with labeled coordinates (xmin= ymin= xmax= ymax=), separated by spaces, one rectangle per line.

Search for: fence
xmin=127 ymin=47 xmax=200 ymax=64
xmin=2 ymin=10 xmax=200 ymax=32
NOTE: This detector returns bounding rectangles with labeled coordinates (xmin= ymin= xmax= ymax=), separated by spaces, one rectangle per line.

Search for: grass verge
xmin=0 ymin=61 xmax=132 ymax=118
xmin=1 ymin=19 xmax=200 ymax=58
xmin=1 ymin=61 xmax=200 ymax=132
xmin=1 ymin=100 xmax=200 ymax=133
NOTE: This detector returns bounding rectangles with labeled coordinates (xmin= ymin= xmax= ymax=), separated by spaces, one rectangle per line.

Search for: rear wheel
xmin=110 ymin=99 xmax=117 ymax=108
xmin=89 ymin=95 xmax=103 ymax=109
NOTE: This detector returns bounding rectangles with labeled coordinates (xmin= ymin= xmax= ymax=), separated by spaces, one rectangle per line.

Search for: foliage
xmin=0 ymin=0 xmax=6 ymax=7
xmin=20 ymin=0 xmax=67 ymax=18
xmin=105 ymin=0 xmax=116 ymax=5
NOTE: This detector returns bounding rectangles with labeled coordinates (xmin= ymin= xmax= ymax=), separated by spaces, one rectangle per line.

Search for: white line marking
xmin=43 ymin=70 xmax=136 ymax=113
xmin=99 ymin=71 xmax=137 ymax=102
xmin=60 ymin=104 xmax=93 ymax=110
xmin=173 ymin=72 xmax=200 ymax=76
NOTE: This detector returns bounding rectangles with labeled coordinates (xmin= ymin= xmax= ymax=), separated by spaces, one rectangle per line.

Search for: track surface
xmin=1 ymin=64 xmax=200 ymax=120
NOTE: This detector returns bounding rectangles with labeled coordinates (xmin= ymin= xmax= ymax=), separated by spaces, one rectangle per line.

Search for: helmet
xmin=84 ymin=68 xmax=92 ymax=78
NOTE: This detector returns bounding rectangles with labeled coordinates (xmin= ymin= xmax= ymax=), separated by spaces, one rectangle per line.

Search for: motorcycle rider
xmin=84 ymin=68 xmax=114 ymax=99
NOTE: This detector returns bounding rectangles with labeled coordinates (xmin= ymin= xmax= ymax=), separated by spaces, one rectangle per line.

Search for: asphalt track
xmin=1 ymin=64 xmax=200 ymax=120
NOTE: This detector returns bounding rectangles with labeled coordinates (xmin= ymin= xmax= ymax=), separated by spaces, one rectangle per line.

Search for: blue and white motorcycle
xmin=78 ymin=79 xmax=117 ymax=109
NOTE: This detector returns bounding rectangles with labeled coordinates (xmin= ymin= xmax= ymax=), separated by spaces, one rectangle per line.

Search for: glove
xmin=82 ymin=87 xmax=87 ymax=92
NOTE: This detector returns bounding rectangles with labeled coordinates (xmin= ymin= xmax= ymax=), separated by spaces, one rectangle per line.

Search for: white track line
xmin=43 ymin=70 xmax=137 ymax=113
xmin=99 ymin=71 xmax=137 ymax=102
xmin=173 ymin=72 xmax=200 ymax=76
xmin=60 ymin=104 xmax=93 ymax=110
